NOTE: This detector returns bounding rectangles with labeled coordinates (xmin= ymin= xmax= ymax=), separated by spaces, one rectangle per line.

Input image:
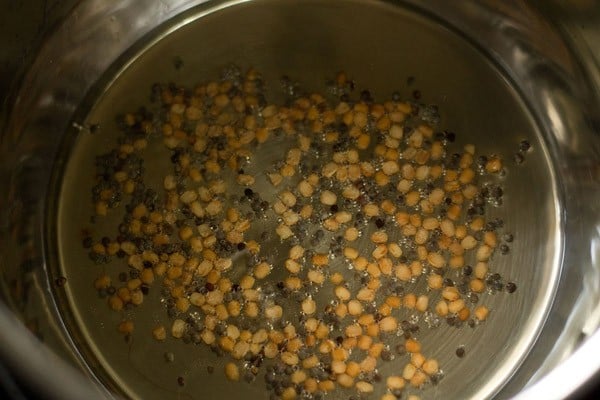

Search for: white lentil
xmin=171 ymin=319 xmax=186 ymax=338
xmin=298 ymin=180 xmax=314 ymax=197
xmin=279 ymin=190 xmax=297 ymax=207
xmin=344 ymin=227 xmax=359 ymax=241
xmin=320 ymin=190 xmax=337 ymax=206
xmin=347 ymin=300 xmax=363 ymax=316
xmin=265 ymin=305 xmax=283 ymax=320
xmin=281 ymin=351 xmax=299 ymax=366
xmin=342 ymin=185 xmax=360 ymax=200
xmin=302 ymin=297 xmax=317 ymax=315
xmin=461 ymin=235 xmax=477 ymax=250
xmin=371 ymin=230 xmax=388 ymax=244
xmin=415 ymin=295 xmax=429 ymax=312
xmin=386 ymin=375 xmax=405 ymax=390
xmin=356 ymin=381 xmax=374 ymax=393
xmin=276 ymin=224 xmax=294 ymax=240
xmin=335 ymin=286 xmax=351 ymax=301
xmin=427 ymin=252 xmax=445 ymax=268
xmin=225 ymin=362 xmax=240 ymax=381
xmin=382 ymin=160 xmax=400 ymax=175
xmin=379 ymin=316 xmax=398 ymax=332
xmin=475 ymin=305 xmax=489 ymax=321
xmin=476 ymin=245 xmax=492 ymax=261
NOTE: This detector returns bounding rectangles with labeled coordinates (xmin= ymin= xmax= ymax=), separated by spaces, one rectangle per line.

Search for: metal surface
xmin=0 ymin=1 xmax=599 ymax=400
xmin=53 ymin=2 xmax=561 ymax=399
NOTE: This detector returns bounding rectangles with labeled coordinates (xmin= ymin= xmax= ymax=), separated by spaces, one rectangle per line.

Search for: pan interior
xmin=51 ymin=1 xmax=561 ymax=399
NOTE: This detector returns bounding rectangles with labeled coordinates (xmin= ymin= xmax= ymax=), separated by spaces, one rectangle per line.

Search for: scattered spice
xmin=506 ymin=282 xmax=517 ymax=293
xmin=83 ymin=67 xmax=520 ymax=398
xmin=54 ymin=276 xmax=67 ymax=287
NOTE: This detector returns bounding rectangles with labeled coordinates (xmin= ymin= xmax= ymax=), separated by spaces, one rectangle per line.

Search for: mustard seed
xmin=506 ymin=282 xmax=517 ymax=293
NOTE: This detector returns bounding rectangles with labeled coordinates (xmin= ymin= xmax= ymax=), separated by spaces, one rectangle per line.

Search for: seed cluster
xmin=85 ymin=67 xmax=519 ymax=399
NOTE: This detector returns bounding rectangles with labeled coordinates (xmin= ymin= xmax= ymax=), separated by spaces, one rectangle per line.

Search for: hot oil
xmin=51 ymin=1 xmax=561 ymax=399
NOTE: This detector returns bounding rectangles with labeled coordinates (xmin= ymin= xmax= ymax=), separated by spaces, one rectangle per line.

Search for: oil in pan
xmin=48 ymin=1 xmax=561 ymax=399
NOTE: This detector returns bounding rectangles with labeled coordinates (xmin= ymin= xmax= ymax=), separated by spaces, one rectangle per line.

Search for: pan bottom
xmin=50 ymin=1 xmax=561 ymax=399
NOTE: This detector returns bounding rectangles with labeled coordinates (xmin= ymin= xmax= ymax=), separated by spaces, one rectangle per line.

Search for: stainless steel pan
xmin=1 ymin=1 xmax=599 ymax=399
